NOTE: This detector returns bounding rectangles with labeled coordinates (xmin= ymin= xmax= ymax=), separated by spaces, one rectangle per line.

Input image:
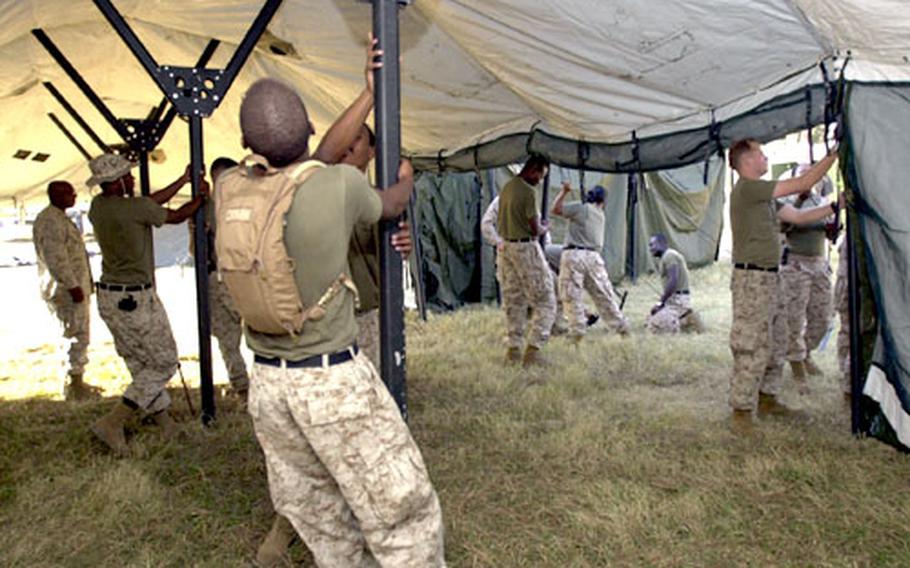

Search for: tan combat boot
xmin=757 ymin=393 xmax=807 ymax=421
xmin=90 ymin=402 xmax=135 ymax=457
xmin=255 ymin=515 xmax=297 ymax=568
xmin=505 ymin=346 xmax=521 ymax=364
xmin=521 ymin=345 xmax=547 ymax=367
xmin=151 ymin=409 xmax=179 ymax=440
xmin=64 ymin=373 xmax=103 ymax=401
xmin=803 ymin=356 xmax=823 ymax=376
xmin=729 ymin=409 xmax=755 ymax=437
xmin=789 ymin=361 xmax=810 ymax=395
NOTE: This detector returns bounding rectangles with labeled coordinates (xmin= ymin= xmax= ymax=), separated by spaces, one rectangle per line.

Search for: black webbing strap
xmin=578 ymin=141 xmax=590 ymax=201
xmin=804 ymin=86 xmax=815 ymax=163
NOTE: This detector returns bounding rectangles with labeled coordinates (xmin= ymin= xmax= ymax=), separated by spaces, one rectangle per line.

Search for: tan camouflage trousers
xmin=47 ymin=292 xmax=90 ymax=376
xmin=209 ymin=278 xmax=248 ymax=390
xmin=558 ymin=249 xmax=628 ymax=336
xmin=646 ymin=293 xmax=691 ymax=334
xmin=97 ymin=287 xmax=178 ymax=413
xmin=496 ymin=241 xmax=556 ymax=349
xmin=781 ymin=254 xmax=833 ymax=362
xmin=356 ymin=309 xmax=380 ymax=369
xmin=248 ymin=353 xmax=445 ymax=568
xmin=835 ymin=241 xmax=851 ymax=393
xmin=729 ymin=269 xmax=784 ymax=410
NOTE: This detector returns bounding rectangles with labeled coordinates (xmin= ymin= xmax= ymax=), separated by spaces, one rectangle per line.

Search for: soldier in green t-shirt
xmin=551 ymin=183 xmax=629 ymax=342
xmin=645 ymin=234 xmax=702 ymax=334
xmin=235 ymin=78 xmax=444 ymax=567
xmin=727 ymin=138 xmax=841 ymax=435
xmin=87 ymin=153 xmax=206 ymax=456
xmin=779 ymin=165 xmax=835 ymax=391
xmin=496 ymin=154 xmax=557 ymax=366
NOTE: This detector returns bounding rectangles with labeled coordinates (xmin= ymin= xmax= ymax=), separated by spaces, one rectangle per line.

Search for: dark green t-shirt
xmin=659 ymin=248 xmax=690 ymax=292
xmin=88 ymin=194 xmax=167 ymax=284
xmin=349 ymin=222 xmax=380 ymax=314
xmin=245 ymin=164 xmax=382 ymax=359
xmin=730 ymin=177 xmax=781 ymax=268
xmin=562 ymin=201 xmax=605 ymax=250
xmin=497 ymin=176 xmax=538 ymax=240
xmin=783 ymin=192 xmax=827 ymax=257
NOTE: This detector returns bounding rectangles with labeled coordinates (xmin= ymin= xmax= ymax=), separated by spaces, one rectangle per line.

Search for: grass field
xmin=2 ymin=263 xmax=909 ymax=567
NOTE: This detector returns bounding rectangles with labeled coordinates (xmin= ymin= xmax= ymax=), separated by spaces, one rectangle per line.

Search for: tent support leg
xmin=373 ymin=0 xmax=408 ymax=419
xmin=47 ymin=113 xmax=92 ymax=160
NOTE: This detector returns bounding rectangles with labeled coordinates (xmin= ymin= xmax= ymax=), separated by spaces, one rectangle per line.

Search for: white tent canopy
xmin=1 ymin=0 xmax=908 ymax=205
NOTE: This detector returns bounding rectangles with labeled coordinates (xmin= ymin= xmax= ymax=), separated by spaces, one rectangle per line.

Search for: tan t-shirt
xmin=562 ymin=201 xmax=605 ymax=250
xmin=89 ymin=194 xmax=166 ymax=284
xmin=245 ymin=164 xmax=382 ymax=359
xmin=730 ymin=178 xmax=781 ymax=268
xmin=659 ymin=248 xmax=690 ymax=292
xmin=497 ymin=176 xmax=538 ymax=240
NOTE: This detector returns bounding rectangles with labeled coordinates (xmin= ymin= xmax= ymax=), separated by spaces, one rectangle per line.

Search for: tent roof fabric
xmin=1 ymin=0 xmax=909 ymax=202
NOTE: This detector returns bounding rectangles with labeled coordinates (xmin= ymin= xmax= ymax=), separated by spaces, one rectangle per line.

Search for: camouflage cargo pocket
xmin=361 ymin=441 xmax=434 ymax=527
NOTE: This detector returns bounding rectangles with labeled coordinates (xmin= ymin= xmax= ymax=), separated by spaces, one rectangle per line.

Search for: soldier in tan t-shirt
xmin=727 ymin=138 xmax=841 ymax=435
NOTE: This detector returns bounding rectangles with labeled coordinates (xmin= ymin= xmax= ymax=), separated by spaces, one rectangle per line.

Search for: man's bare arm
xmin=150 ymin=166 xmax=191 ymax=205
xmin=377 ymin=160 xmax=414 ymax=219
xmin=774 ymin=151 xmax=837 ymax=199
xmin=777 ymin=201 xmax=836 ymax=226
xmin=551 ymin=181 xmax=572 ymax=217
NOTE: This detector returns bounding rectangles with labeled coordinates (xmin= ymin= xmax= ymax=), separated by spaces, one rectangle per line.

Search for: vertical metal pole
xmin=627 ymin=173 xmax=639 ymax=282
xmin=539 ymin=169 xmax=550 ymax=247
xmin=373 ymin=0 xmax=407 ymax=418
xmin=138 ymin=151 xmax=151 ymax=197
xmin=189 ymin=116 xmax=215 ymax=425
xmin=846 ymin=208 xmax=863 ymax=435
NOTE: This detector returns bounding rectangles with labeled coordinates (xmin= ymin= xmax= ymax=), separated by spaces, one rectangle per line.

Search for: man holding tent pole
xmin=496 ymin=155 xmax=557 ymax=366
xmin=727 ymin=139 xmax=841 ymax=435
xmin=226 ymin=76 xmax=444 ymax=567
xmin=551 ymin=182 xmax=628 ymax=342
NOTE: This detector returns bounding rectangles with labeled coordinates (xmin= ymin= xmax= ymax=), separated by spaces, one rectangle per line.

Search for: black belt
xmin=504 ymin=237 xmax=533 ymax=243
xmin=565 ymin=244 xmax=595 ymax=251
xmin=96 ymin=282 xmax=152 ymax=292
xmin=733 ymin=263 xmax=778 ymax=273
xmin=675 ymin=289 xmax=690 ymax=295
xmin=254 ymin=345 xmax=359 ymax=369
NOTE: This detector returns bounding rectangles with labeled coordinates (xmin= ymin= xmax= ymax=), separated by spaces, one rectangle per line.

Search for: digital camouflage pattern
xmin=97 ymin=288 xmax=178 ymax=413
xmin=558 ymin=249 xmax=628 ymax=337
xmin=764 ymin=273 xmax=788 ymax=391
xmin=834 ymin=239 xmax=850 ymax=393
xmin=209 ymin=277 xmax=248 ymax=391
xmin=496 ymin=241 xmax=556 ymax=349
xmin=729 ymin=269 xmax=783 ymax=410
xmin=248 ymin=353 xmax=445 ymax=568
xmin=646 ymin=293 xmax=692 ymax=334
xmin=781 ymin=253 xmax=832 ymax=362
xmin=33 ymin=205 xmax=93 ymax=377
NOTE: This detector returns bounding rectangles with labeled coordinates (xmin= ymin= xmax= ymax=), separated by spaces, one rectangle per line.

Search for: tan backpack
xmin=214 ymin=154 xmax=357 ymax=335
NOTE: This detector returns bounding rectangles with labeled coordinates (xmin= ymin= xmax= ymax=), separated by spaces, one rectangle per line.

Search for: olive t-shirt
xmin=562 ymin=201 xmax=605 ymax=250
xmin=659 ymin=248 xmax=690 ymax=292
xmin=783 ymin=192 xmax=827 ymax=257
xmin=245 ymin=164 xmax=382 ymax=359
xmin=88 ymin=194 xmax=167 ymax=284
xmin=349 ymin=222 xmax=380 ymax=314
xmin=497 ymin=176 xmax=538 ymax=240
xmin=730 ymin=178 xmax=781 ymax=268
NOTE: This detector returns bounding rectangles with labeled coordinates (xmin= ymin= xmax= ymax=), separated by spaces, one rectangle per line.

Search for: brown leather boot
xmin=151 ymin=409 xmax=179 ymax=440
xmin=64 ymin=373 xmax=103 ymax=401
xmin=255 ymin=515 xmax=297 ymax=568
xmin=90 ymin=402 xmax=135 ymax=457
xmin=505 ymin=347 xmax=521 ymax=364
xmin=729 ymin=409 xmax=754 ymax=437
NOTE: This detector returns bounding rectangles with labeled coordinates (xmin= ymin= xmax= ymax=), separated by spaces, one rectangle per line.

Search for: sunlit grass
xmin=2 ymin=263 xmax=909 ymax=567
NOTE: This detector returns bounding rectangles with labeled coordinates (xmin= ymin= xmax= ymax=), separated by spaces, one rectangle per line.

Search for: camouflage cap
xmin=86 ymin=153 xmax=135 ymax=187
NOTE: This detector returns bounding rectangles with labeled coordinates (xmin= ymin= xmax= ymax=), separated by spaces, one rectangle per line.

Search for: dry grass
xmin=2 ymin=263 xmax=910 ymax=567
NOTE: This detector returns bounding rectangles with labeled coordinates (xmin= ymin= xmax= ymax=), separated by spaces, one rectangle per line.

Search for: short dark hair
xmin=523 ymin=154 xmax=549 ymax=172
xmin=728 ymin=139 xmax=758 ymax=170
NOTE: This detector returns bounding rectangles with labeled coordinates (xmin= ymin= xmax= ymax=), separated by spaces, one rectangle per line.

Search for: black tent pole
xmin=627 ymin=173 xmax=639 ymax=282
xmin=42 ymin=82 xmax=110 ymax=153
xmin=846 ymin=207 xmax=864 ymax=435
xmin=47 ymin=113 xmax=92 ymax=161
xmin=373 ymin=0 xmax=408 ymax=418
